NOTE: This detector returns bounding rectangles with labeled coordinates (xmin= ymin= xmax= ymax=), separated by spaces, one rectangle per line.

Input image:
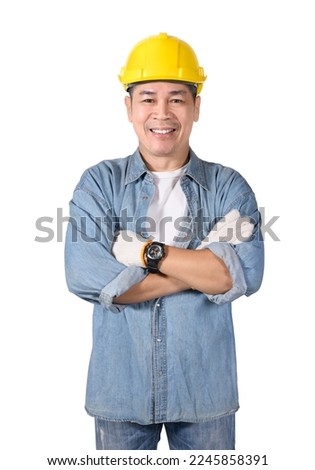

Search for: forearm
xmin=114 ymin=246 xmax=232 ymax=305
xmin=113 ymin=273 xmax=190 ymax=304
xmin=159 ymin=246 xmax=232 ymax=295
xmin=111 ymin=208 xmax=257 ymax=306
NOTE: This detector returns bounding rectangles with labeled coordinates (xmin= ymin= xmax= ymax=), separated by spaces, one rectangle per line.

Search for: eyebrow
xmin=138 ymin=89 xmax=188 ymax=96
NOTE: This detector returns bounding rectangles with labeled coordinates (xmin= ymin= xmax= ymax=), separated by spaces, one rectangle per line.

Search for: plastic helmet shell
xmin=118 ymin=32 xmax=206 ymax=94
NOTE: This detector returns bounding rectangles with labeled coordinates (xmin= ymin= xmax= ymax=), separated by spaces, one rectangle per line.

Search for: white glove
xmin=197 ymin=209 xmax=254 ymax=249
xmin=112 ymin=230 xmax=150 ymax=266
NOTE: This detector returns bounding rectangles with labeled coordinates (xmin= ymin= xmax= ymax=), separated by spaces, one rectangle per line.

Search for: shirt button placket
xmin=152 ymin=299 xmax=167 ymax=423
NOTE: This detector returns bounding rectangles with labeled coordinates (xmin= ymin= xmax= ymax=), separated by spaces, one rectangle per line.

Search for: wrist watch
xmin=143 ymin=241 xmax=166 ymax=273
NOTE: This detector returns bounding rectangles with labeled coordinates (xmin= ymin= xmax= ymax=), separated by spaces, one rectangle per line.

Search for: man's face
xmin=124 ymin=81 xmax=200 ymax=170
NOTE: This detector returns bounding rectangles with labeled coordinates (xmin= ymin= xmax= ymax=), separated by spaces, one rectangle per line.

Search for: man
xmin=65 ymin=32 xmax=264 ymax=450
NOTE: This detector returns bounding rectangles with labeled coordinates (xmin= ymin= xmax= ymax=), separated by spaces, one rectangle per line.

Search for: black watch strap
xmin=147 ymin=262 xmax=160 ymax=274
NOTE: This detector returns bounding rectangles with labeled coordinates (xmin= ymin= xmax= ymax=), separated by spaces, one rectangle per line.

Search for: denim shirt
xmin=65 ymin=149 xmax=264 ymax=424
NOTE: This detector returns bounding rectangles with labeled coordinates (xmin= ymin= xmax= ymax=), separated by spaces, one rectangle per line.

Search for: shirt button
xmin=156 ymin=338 xmax=162 ymax=342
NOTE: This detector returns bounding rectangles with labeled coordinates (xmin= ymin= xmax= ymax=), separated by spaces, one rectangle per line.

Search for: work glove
xmin=197 ymin=209 xmax=254 ymax=249
xmin=112 ymin=230 xmax=150 ymax=267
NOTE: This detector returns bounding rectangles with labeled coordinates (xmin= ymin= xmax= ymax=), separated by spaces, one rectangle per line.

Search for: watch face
xmin=147 ymin=244 xmax=164 ymax=260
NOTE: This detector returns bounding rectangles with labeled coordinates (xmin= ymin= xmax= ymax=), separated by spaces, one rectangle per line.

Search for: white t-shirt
xmin=147 ymin=165 xmax=188 ymax=246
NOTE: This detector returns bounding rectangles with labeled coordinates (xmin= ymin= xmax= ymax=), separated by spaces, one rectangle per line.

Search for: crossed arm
xmin=114 ymin=246 xmax=232 ymax=304
xmin=112 ymin=209 xmax=255 ymax=305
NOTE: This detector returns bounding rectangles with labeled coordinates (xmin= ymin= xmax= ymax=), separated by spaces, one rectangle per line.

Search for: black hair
xmin=127 ymin=81 xmax=198 ymax=101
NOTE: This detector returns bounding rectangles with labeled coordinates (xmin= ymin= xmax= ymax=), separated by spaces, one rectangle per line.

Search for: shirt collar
xmin=125 ymin=149 xmax=149 ymax=184
xmin=185 ymin=148 xmax=209 ymax=190
xmin=125 ymin=148 xmax=210 ymax=190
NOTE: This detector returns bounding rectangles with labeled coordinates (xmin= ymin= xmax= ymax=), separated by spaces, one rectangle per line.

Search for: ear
xmin=124 ymin=95 xmax=133 ymax=122
xmin=193 ymin=95 xmax=201 ymax=122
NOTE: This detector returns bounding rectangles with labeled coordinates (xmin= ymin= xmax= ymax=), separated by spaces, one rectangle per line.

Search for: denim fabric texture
xmin=65 ymin=148 xmax=264 ymax=425
xmin=95 ymin=415 xmax=235 ymax=450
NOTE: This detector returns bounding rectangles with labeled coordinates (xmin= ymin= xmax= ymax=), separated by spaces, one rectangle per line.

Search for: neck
xmin=140 ymin=149 xmax=190 ymax=172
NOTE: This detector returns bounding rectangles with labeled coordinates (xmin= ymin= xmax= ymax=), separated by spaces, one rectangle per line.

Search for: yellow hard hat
xmin=118 ymin=32 xmax=207 ymax=94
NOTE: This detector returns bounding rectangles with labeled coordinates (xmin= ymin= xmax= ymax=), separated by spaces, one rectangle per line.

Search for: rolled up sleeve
xmin=99 ymin=265 xmax=147 ymax=313
xmin=202 ymin=190 xmax=265 ymax=305
xmin=205 ymin=242 xmax=247 ymax=304
xmin=65 ymin=175 xmax=126 ymax=305
xmin=204 ymin=236 xmax=264 ymax=305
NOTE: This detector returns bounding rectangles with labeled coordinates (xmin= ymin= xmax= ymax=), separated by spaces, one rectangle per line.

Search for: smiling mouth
xmin=150 ymin=128 xmax=176 ymax=134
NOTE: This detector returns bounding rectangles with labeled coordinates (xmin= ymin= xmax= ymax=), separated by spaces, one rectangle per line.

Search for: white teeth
xmin=151 ymin=129 xmax=174 ymax=134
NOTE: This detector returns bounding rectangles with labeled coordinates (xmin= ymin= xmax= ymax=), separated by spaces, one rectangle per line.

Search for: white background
xmin=1 ymin=0 xmax=314 ymax=468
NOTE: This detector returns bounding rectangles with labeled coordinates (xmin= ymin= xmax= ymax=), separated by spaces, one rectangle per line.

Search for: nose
xmin=153 ymin=100 xmax=171 ymax=119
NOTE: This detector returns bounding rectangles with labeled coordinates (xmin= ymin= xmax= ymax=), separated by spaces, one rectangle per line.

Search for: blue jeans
xmin=95 ymin=415 xmax=235 ymax=450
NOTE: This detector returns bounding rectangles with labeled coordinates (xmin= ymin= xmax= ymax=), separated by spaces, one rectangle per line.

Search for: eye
xmin=170 ymin=98 xmax=184 ymax=104
xmin=141 ymin=98 xmax=155 ymax=103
